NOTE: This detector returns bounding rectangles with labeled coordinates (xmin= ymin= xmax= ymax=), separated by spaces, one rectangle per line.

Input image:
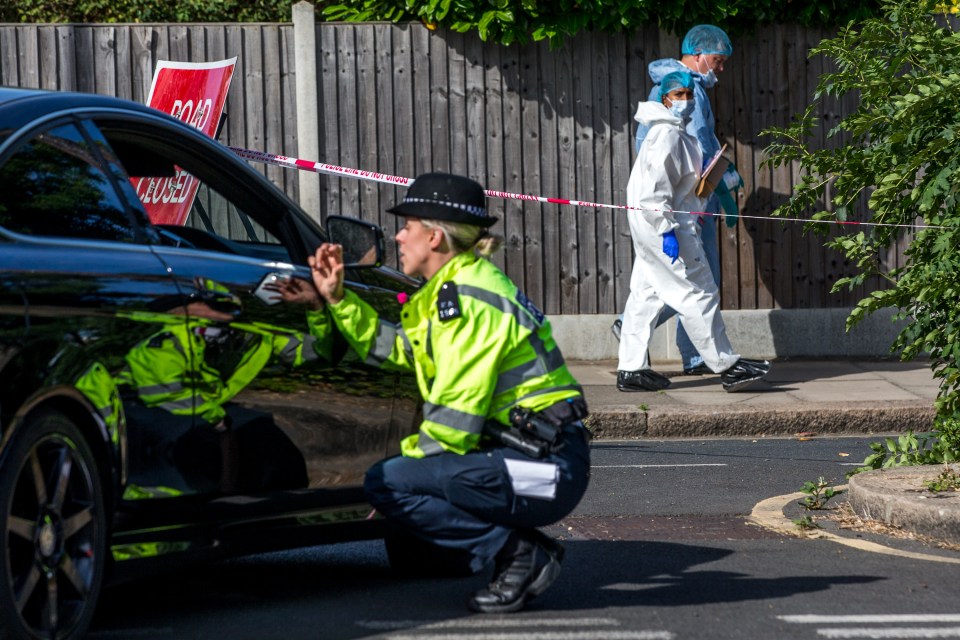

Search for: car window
xmin=0 ymin=122 xmax=137 ymax=242
xmin=93 ymin=120 xmax=289 ymax=262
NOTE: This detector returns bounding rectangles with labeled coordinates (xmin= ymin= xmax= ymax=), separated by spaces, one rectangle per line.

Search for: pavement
xmin=569 ymin=358 xmax=960 ymax=550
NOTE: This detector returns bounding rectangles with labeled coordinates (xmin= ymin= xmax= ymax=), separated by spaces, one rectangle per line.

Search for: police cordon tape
xmin=229 ymin=146 xmax=945 ymax=232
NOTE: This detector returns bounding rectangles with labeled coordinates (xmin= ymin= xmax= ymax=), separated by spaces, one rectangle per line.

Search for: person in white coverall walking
xmin=615 ymin=71 xmax=770 ymax=393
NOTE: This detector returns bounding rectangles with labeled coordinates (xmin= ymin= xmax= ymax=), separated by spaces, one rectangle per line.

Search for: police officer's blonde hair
xmin=421 ymin=219 xmax=504 ymax=258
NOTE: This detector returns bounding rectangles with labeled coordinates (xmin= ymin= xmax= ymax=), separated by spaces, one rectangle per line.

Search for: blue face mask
xmin=696 ymin=56 xmax=719 ymax=88
xmin=668 ymin=99 xmax=695 ymax=120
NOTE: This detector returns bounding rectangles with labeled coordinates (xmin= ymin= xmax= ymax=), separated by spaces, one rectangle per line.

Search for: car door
xmin=86 ymin=113 xmax=399 ymax=509
xmin=0 ymin=116 xmax=189 ymax=493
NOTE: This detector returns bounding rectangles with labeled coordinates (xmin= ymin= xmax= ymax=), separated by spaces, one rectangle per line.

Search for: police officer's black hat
xmin=387 ymin=172 xmax=497 ymax=228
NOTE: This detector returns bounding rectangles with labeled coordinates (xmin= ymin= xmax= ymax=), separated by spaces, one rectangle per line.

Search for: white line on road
xmin=817 ymin=628 xmax=960 ymax=638
xmin=86 ymin=629 xmax=174 ymax=638
xmin=781 ymin=616 xmax=960 ymax=624
xmin=357 ymin=619 xmax=621 ymax=630
xmin=384 ymin=633 xmax=674 ymax=640
xmin=592 ymin=464 xmax=728 ymax=469
xmin=602 ymin=582 xmax=673 ymax=591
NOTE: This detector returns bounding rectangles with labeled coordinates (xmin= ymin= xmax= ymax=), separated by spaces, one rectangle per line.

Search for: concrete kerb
xmin=750 ymin=487 xmax=960 ymax=564
xmin=848 ymin=465 xmax=960 ymax=547
xmin=585 ymin=404 xmax=937 ymax=440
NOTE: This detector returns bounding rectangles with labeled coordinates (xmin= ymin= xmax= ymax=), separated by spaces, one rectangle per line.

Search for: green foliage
xmin=924 ymin=466 xmax=960 ymax=492
xmin=1 ymin=1 xmax=886 ymax=45
xmin=847 ymin=421 xmax=960 ymax=475
xmin=321 ymin=0 xmax=883 ymax=48
xmin=0 ymin=0 xmax=296 ymax=23
xmin=798 ymin=476 xmax=844 ymax=510
xmin=793 ymin=515 xmax=822 ymax=530
xmin=763 ymin=0 xmax=960 ymax=425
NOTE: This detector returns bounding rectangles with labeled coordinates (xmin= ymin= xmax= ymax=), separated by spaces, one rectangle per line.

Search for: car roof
xmin=0 ymin=85 xmax=162 ymax=118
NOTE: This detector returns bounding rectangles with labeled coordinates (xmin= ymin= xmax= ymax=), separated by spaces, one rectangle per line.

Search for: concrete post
xmin=293 ymin=1 xmax=321 ymax=223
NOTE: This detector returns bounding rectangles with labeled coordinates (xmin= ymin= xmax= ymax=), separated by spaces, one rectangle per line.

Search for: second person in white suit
xmin=616 ymin=71 xmax=770 ymax=393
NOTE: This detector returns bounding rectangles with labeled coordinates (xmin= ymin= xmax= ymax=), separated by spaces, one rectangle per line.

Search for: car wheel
xmin=0 ymin=409 xmax=107 ymax=640
xmin=384 ymin=526 xmax=476 ymax=578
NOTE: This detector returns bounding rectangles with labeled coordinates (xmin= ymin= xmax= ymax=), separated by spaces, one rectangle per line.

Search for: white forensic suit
xmin=617 ymin=101 xmax=740 ymax=374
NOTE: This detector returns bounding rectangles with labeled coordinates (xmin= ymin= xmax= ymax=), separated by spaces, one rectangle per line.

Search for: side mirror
xmin=325 ymin=215 xmax=384 ymax=268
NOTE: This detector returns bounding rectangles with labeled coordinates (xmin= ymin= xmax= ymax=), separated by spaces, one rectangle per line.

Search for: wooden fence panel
xmin=573 ymin=35 xmax=598 ymax=313
xmin=553 ymin=44 xmax=579 ymax=314
xmin=520 ymin=44 xmax=543 ymax=307
xmin=0 ymin=21 xmax=916 ymax=315
xmin=501 ymin=45 xmax=524 ymax=289
xmin=538 ymin=41 xmax=561 ymax=316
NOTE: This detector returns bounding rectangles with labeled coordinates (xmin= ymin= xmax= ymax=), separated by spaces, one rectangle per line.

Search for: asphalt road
xmin=88 ymin=437 xmax=960 ymax=639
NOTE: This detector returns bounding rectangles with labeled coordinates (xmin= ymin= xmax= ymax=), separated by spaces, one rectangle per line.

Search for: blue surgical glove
xmin=662 ymin=229 xmax=679 ymax=264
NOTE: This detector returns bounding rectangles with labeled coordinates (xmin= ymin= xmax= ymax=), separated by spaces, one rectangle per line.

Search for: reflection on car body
xmin=0 ymin=87 xmax=420 ymax=640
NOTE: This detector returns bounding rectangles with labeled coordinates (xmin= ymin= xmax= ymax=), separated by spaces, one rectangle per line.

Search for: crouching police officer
xmin=309 ymin=172 xmax=591 ymax=613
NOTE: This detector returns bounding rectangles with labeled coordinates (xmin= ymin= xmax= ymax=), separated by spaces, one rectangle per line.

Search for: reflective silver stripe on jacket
xmin=493 ymin=343 xmax=567 ymax=397
xmin=416 ymin=430 xmax=446 ymax=456
xmin=458 ymin=284 xmax=540 ymax=334
xmin=400 ymin=327 xmax=413 ymax=361
xmin=300 ymin=335 xmax=321 ymax=362
xmin=492 ymin=384 xmax=585 ymax=416
xmin=154 ymin=397 xmax=195 ymax=412
xmin=366 ymin=320 xmax=403 ymax=365
xmin=278 ymin=335 xmax=303 ymax=362
xmin=423 ymin=402 xmax=487 ymax=434
xmin=137 ymin=381 xmax=185 ymax=397
xmin=456 ymin=284 xmax=568 ymax=397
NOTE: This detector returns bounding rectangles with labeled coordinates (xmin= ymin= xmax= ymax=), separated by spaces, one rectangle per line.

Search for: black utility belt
xmin=485 ymin=396 xmax=589 ymax=459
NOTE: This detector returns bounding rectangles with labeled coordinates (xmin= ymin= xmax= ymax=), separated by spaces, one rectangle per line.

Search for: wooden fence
xmin=0 ymin=19 xmax=911 ymax=316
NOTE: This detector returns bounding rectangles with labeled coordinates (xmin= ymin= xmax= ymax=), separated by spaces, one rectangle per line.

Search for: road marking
xmin=384 ymin=633 xmax=673 ymax=640
xmin=87 ymin=629 xmax=174 ymax=638
xmin=602 ymin=582 xmax=670 ymax=591
xmin=360 ymin=619 xmax=673 ymax=640
xmin=357 ymin=619 xmax=621 ymax=630
xmin=817 ymin=628 xmax=960 ymax=638
xmin=749 ymin=489 xmax=960 ymax=565
xmin=593 ymin=464 xmax=727 ymax=469
xmin=781 ymin=616 xmax=960 ymax=624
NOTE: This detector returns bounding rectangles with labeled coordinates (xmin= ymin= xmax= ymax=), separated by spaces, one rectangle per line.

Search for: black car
xmin=0 ymin=87 xmax=422 ymax=640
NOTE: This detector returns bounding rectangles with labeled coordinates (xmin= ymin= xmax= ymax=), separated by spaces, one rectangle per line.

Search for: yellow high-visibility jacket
xmin=327 ymin=251 xmax=583 ymax=458
xmin=116 ymin=319 xmax=317 ymax=425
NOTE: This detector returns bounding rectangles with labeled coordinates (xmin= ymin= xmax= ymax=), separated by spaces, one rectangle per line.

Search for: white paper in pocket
xmin=504 ymin=458 xmax=559 ymax=500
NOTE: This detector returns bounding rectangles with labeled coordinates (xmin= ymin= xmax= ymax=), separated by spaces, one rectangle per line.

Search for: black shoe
xmin=720 ymin=358 xmax=771 ymax=393
xmin=467 ymin=530 xmax=564 ymax=614
xmin=611 ymin=318 xmax=622 ymax=341
xmin=617 ymin=369 xmax=671 ymax=392
xmin=683 ymin=362 xmax=711 ymax=376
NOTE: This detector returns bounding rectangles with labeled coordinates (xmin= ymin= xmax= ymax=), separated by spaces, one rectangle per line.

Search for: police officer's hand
xmin=266 ymin=277 xmax=323 ymax=310
xmin=309 ymin=243 xmax=345 ymax=305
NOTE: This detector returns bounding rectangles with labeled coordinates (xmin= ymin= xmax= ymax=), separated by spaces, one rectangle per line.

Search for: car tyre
xmin=0 ymin=409 xmax=107 ymax=640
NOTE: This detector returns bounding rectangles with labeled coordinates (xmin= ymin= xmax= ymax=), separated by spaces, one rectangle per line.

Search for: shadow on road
xmin=91 ymin=538 xmax=882 ymax=639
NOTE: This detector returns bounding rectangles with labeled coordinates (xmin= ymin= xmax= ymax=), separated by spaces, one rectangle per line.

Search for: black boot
xmin=720 ymin=358 xmax=771 ymax=393
xmin=467 ymin=529 xmax=565 ymax=614
xmin=617 ymin=369 xmax=671 ymax=392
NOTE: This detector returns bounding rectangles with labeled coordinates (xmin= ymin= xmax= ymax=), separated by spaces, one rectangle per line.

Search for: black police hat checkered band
xmin=386 ymin=172 xmax=498 ymax=227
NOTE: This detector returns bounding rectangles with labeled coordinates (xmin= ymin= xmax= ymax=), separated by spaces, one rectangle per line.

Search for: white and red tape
xmin=229 ymin=146 xmax=942 ymax=231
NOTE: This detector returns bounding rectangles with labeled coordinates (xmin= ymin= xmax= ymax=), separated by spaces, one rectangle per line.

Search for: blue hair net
xmin=681 ymin=24 xmax=733 ymax=57
xmin=658 ymin=71 xmax=694 ymax=101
